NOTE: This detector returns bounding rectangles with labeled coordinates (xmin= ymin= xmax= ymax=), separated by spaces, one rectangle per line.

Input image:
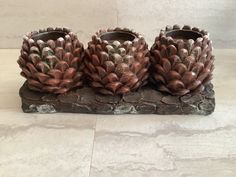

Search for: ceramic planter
xmin=17 ymin=27 xmax=84 ymax=94
xmin=84 ymin=27 xmax=150 ymax=95
xmin=150 ymin=24 xmax=214 ymax=96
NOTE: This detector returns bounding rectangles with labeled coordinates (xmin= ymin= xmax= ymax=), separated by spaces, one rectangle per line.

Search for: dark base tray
xmin=19 ymin=82 xmax=215 ymax=115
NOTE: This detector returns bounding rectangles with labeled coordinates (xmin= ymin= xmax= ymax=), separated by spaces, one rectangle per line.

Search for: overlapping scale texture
xmin=84 ymin=28 xmax=150 ymax=95
xmin=150 ymin=25 xmax=214 ymax=96
xmin=17 ymin=27 xmax=84 ymax=94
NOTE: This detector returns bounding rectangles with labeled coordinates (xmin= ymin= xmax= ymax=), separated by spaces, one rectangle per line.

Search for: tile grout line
xmin=88 ymin=116 xmax=98 ymax=177
xmin=115 ymin=0 xmax=119 ymax=27
xmin=88 ymin=5 xmax=118 ymax=175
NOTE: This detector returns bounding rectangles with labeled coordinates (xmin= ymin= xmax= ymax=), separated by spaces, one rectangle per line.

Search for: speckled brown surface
xmin=19 ymin=82 xmax=215 ymax=115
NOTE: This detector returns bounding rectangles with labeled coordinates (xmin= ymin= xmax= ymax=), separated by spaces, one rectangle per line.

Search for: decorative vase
xmin=83 ymin=27 xmax=150 ymax=95
xmin=18 ymin=26 xmax=215 ymax=115
xmin=17 ymin=27 xmax=84 ymax=94
xmin=150 ymin=24 xmax=214 ymax=96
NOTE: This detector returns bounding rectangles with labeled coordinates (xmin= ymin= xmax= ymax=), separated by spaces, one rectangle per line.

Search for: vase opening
xmin=32 ymin=31 xmax=67 ymax=42
xmin=166 ymin=30 xmax=202 ymax=41
xmin=100 ymin=31 xmax=137 ymax=43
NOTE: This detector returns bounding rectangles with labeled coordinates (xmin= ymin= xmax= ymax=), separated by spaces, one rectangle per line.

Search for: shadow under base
xmin=19 ymin=82 xmax=215 ymax=115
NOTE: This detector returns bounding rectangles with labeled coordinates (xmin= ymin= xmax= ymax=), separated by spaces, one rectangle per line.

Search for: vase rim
xmin=165 ymin=29 xmax=203 ymax=41
xmin=99 ymin=30 xmax=138 ymax=43
xmin=31 ymin=31 xmax=68 ymax=42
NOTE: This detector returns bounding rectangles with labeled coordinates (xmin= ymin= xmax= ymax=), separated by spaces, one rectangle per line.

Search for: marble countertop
xmin=0 ymin=49 xmax=236 ymax=177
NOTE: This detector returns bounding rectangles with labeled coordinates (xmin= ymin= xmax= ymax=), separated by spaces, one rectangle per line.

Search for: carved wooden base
xmin=19 ymin=82 xmax=215 ymax=115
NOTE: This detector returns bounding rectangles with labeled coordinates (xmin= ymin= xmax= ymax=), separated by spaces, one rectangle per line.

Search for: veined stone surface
xmin=0 ymin=49 xmax=236 ymax=176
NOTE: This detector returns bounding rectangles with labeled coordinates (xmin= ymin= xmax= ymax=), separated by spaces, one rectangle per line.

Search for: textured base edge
xmin=19 ymin=82 xmax=215 ymax=115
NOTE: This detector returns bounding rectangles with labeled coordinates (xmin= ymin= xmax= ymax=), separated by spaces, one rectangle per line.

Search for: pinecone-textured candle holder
xmin=150 ymin=24 xmax=214 ymax=96
xmin=84 ymin=28 xmax=150 ymax=95
xmin=19 ymin=26 xmax=215 ymax=115
xmin=17 ymin=27 xmax=84 ymax=94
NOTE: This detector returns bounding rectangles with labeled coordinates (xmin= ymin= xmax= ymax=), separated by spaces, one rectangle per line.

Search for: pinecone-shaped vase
xmin=84 ymin=28 xmax=150 ymax=95
xmin=150 ymin=25 xmax=214 ymax=96
xmin=17 ymin=27 xmax=84 ymax=94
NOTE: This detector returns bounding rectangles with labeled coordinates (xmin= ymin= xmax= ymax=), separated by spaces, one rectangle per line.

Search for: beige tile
xmin=0 ymin=112 xmax=95 ymax=177
xmin=0 ymin=49 xmax=98 ymax=177
xmin=117 ymin=0 xmax=236 ymax=48
xmin=0 ymin=0 xmax=236 ymax=48
xmin=0 ymin=97 xmax=98 ymax=177
xmin=1 ymin=49 xmax=236 ymax=177
xmin=0 ymin=112 xmax=97 ymax=177
xmin=0 ymin=0 xmax=117 ymax=48
xmin=89 ymin=49 xmax=236 ymax=177
xmin=90 ymin=112 xmax=236 ymax=177
xmin=0 ymin=49 xmax=25 ymax=109
xmin=90 ymin=115 xmax=236 ymax=177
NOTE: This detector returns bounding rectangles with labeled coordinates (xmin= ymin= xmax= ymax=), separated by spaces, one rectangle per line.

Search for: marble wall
xmin=0 ymin=0 xmax=235 ymax=48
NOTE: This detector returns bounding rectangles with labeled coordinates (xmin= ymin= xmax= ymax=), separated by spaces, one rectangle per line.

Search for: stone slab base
xmin=19 ymin=82 xmax=215 ymax=115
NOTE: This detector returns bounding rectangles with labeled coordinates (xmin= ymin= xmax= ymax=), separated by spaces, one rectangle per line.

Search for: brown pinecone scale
xmin=84 ymin=28 xmax=150 ymax=95
xmin=17 ymin=27 xmax=84 ymax=94
xmin=150 ymin=25 xmax=214 ymax=96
